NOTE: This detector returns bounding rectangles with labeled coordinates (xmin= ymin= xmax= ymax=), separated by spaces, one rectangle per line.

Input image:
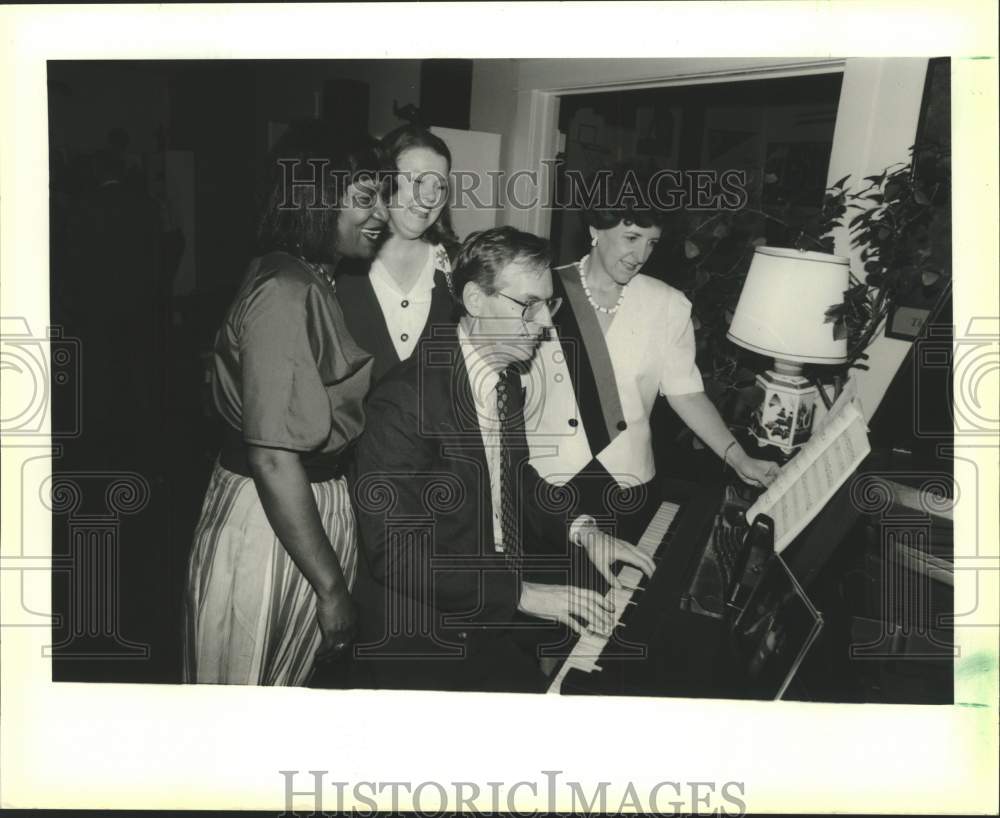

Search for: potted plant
xmin=661 ymin=139 xmax=951 ymax=440
xmin=824 ymin=140 xmax=952 ymax=367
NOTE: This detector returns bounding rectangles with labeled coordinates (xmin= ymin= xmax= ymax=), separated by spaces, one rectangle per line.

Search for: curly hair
xmin=577 ymin=161 xmax=668 ymax=232
xmin=256 ymin=119 xmax=387 ymax=264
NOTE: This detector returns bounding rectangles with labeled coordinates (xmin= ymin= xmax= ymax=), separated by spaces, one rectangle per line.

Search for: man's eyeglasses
xmin=495 ymin=292 xmax=562 ymax=324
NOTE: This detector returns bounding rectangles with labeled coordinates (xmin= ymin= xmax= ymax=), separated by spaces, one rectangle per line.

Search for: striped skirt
xmin=183 ymin=461 xmax=358 ymax=686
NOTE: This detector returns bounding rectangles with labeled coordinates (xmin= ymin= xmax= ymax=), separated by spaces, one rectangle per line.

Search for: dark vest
xmin=335 ymin=258 xmax=455 ymax=383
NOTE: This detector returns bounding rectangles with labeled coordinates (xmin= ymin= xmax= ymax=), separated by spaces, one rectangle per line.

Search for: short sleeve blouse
xmin=654 ymin=284 xmax=704 ymax=397
xmin=212 ymin=252 xmax=374 ymax=457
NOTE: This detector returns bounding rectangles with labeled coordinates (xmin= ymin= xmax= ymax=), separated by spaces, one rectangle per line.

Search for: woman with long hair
xmin=336 ymin=124 xmax=458 ymax=382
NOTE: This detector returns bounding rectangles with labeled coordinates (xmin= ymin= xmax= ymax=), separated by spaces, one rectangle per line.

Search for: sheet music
xmin=747 ymin=397 xmax=871 ymax=553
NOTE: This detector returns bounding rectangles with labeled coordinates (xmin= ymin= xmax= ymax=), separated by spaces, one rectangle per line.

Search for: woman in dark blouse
xmin=183 ymin=123 xmax=388 ymax=686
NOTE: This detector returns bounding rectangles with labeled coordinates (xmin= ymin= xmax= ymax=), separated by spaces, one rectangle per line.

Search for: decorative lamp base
xmin=750 ymin=369 xmax=818 ymax=453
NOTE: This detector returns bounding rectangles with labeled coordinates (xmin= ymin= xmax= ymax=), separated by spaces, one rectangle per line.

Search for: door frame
xmin=509 ymin=59 xmax=848 ymax=237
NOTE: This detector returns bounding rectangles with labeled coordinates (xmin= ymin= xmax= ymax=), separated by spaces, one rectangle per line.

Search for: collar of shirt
xmin=369 ymin=242 xmax=438 ymax=300
xmin=457 ymin=322 xmax=503 ymax=424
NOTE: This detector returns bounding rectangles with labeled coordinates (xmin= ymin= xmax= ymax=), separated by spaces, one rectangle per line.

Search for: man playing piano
xmin=349 ymin=227 xmax=654 ymax=693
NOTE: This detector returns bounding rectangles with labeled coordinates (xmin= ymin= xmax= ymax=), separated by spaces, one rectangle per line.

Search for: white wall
xmin=824 ymin=58 xmax=929 ymax=419
xmin=430 ymin=126 xmax=502 ymax=241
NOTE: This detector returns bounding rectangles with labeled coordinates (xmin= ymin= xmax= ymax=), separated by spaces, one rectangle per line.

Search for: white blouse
xmin=369 ymin=243 xmax=448 ymax=361
xmin=525 ymin=271 xmax=704 ymax=488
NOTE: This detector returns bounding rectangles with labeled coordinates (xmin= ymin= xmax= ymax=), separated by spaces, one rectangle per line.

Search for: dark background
xmin=47 ymin=60 xmax=414 ymax=683
xmin=45 ymin=58 xmax=502 ymax=684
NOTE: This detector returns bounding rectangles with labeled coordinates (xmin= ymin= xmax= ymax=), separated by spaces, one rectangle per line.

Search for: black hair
xmin=256 ymin=119 xmax=386 ymax=264
xmin=450 ymin=226 xmax=551 ymax=316
xmin=381 ymin=123 xmax=459 ymax=252
xmin=578 ymin=161 xmax=667 ymax=232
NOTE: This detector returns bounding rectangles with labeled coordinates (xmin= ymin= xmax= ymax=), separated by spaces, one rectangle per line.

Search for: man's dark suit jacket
xmin=349 ymin=324 xmax=587 ymax=692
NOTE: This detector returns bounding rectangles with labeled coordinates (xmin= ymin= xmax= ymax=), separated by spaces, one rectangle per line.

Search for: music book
xmin=746 ymin=393 xmax=871 ymax=554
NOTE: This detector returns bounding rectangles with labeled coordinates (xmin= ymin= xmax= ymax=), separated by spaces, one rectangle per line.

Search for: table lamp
xmin=727 ymin=246 xmax=849 ymax=453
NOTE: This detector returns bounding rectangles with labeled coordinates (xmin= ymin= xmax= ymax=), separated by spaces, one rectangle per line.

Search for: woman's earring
xmin=591 ymin=235 xmax=598 ymax=247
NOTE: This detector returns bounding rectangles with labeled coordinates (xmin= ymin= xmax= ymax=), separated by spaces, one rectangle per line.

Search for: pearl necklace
xmin=579 ymin=254 xmax=625 ymax=315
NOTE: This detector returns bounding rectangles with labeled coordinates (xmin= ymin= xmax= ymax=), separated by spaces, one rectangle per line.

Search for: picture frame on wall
xmin=885 ymin=280 xmax=951 ymax=341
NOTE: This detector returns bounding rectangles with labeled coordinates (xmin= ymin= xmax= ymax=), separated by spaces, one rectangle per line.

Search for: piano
xmin=547 ymin=283 xmax=957 ymax=699
xmin=548 ymin=481 xmax=736 ymax=697
xmin=546 ymin=477 xmax=825 ymax=699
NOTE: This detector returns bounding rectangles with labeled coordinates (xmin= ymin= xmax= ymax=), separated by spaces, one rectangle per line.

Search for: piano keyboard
xmin=547 ymin=500 xmax=681 ymax=694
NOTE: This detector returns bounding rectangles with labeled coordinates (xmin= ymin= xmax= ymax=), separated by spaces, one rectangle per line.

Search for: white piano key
xmin=617 ymin=566 xmax=642 ymax=587
xmin=547 ymin=501 xmax=680 ymax=693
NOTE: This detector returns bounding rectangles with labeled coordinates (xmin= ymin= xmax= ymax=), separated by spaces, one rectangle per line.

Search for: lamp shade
xmin=727 ymin=246 xmax=849 ymax=364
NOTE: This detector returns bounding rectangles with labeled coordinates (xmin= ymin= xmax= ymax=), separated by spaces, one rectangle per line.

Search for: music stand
xmin=730 ymin=552 xmax=824 ymax=700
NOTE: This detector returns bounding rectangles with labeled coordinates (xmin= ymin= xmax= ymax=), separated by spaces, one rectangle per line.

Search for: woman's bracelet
xmin=722 ymin=440 xmax=739 ymax=470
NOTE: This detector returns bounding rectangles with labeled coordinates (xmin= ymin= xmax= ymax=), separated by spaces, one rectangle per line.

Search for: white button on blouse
xmin=369 ymin=243 xmax=441 ymax=361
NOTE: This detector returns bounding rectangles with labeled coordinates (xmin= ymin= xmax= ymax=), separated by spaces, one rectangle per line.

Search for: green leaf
xmin=684 ymin=239 xmax=701 ymax=259
xmin=832 ymin=174 xmax=851 ymax=189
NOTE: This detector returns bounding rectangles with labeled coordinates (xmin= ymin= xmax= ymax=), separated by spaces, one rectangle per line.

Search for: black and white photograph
xmin=2 ymin=3 xmax=997 ymax=814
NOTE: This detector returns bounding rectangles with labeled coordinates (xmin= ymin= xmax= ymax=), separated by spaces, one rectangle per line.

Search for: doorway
xmin=549 ymin=72 xmax=844 ymax=277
